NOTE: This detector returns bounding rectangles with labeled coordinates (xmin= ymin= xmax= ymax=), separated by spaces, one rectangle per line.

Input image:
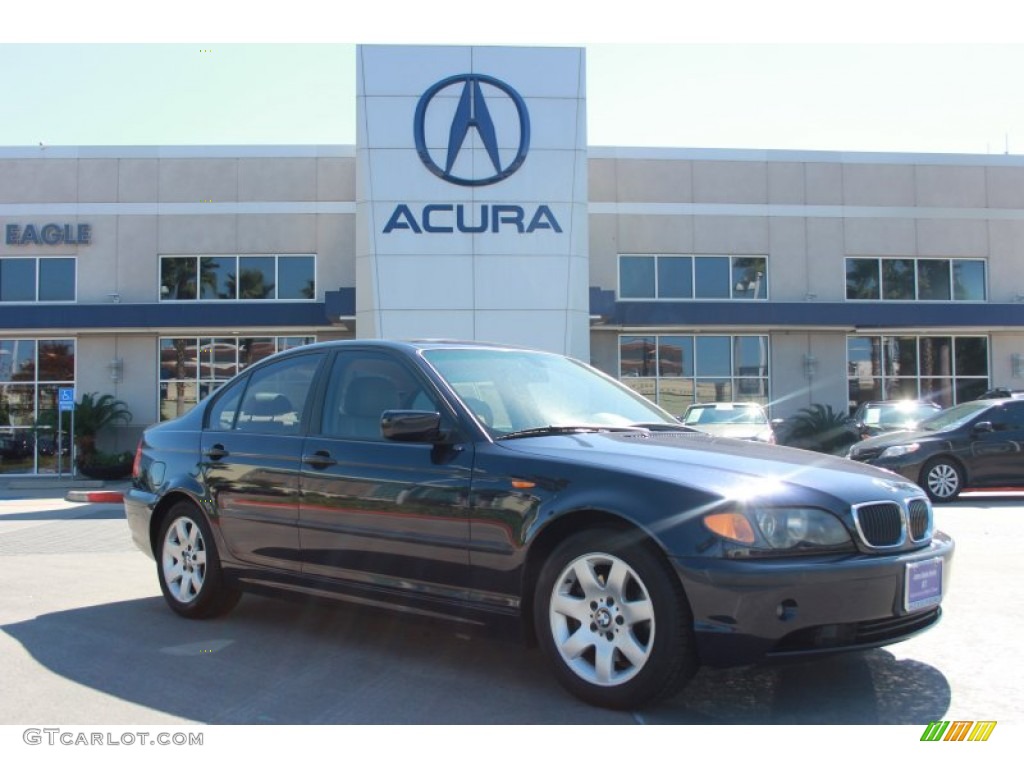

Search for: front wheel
xmin=533 ymin=528 xmax=697 ymax=709
xmin=921 ymin=457 xmax=964 ymax=503
xmin=156 ymin=501 xmax=241 ymax=618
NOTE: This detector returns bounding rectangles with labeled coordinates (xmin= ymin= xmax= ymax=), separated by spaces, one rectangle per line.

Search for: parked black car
xmin=126 ymin=340 xmax=953 ymax=709
xmin=849 ymin=399 xmax=943 ymax=441
xmin=975 ymin=387 xmax=1024 ymax=400
xmin=847 ymin=397 xmax=1024 ymax=502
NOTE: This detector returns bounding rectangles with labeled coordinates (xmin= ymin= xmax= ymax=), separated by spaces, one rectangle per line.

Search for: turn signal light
xmin=703 ymin=512 xmax=756 ymax=544
xmin=132 ymin=440 xmax=143 ymax=478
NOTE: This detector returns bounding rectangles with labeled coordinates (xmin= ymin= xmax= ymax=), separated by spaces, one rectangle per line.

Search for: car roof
xmin=978 ymin=388 xmax=1024 ymax=399
xmin=277 ymin=338 xmax=545 ymax=355
xmin=858 ymin=399 xmax=939 ymax=406
xmin=685 ymin=402 xmax=764 ymax=411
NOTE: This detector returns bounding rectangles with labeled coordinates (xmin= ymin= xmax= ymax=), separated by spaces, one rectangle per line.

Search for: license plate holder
xmin=905 ymin=557 xmax=943 ymax=612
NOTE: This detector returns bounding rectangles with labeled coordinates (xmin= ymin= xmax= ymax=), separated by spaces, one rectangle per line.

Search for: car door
xmin=298 ymin=349 xmax=474 ymax=597
xmin=201 ymin=350 xmax=326 ymax=572
xmin=968 ymin=401 xmax=1024 ymax=486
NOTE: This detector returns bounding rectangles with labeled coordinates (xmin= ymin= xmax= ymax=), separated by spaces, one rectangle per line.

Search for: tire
xmin=156 ymin=501 xmax=241 ymax=619
xmin=920 ymin=457 xmax=964 ymax=503
xmin=533 ymin=527 xmax=698 ymax=710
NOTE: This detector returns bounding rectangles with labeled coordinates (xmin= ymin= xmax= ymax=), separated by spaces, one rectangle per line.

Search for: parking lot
xmin=0 ymin=489 xmax=1020 ymax=732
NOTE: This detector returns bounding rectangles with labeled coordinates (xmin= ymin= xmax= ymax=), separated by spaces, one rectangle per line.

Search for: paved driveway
xmin=0 ymin=492 xmax=1019 ymax=761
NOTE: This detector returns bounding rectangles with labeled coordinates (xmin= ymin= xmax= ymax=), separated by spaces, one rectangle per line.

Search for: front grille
xmin=908 ymin=499 xmax=931 ymax=541
xmin=851 ymin=497 xmax=933 ymax=550
xmin=854 ymin=502 xmax=903 ymax=547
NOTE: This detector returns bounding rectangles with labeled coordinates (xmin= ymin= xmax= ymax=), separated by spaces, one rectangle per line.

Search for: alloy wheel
xmin=548 ymin=552 xmax=655 ymax=687
xmin=161 ymin=516 xmax=208 ymax=604
xmin=926 ymin=462 xmax=961 ymax=500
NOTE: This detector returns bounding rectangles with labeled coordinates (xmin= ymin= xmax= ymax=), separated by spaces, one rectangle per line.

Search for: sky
xmin=3 ymin=1 xmax=1024 ymax=155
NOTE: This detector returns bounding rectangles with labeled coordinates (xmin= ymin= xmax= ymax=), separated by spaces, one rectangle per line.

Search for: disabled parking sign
xmin=59 ymin=387 xmax=75 ymax=412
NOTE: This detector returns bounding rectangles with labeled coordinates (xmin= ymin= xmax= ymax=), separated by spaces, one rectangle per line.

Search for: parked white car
xmin=680 ymin=402 xmax=775 ymax=443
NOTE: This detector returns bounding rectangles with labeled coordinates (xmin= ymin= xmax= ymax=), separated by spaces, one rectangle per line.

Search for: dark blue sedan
xmin=126 ymin=340 xmax=953 ymax=709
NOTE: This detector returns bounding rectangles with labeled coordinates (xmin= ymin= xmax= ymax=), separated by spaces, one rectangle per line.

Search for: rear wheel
xmin=534 ymin=528 xmax=697 ymax=709
xmin=156 ymin=501 xmax=241 ymax=618
xmin=921 ymin=457 xmax=964 ymax=503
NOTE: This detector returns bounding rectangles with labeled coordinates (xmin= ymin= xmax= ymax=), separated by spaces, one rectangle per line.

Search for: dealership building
xmin=2 ymin=44 xmax=1024 ymax=474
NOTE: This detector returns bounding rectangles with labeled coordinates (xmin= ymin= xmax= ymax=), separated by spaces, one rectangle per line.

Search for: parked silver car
xmin=680 ymin=402 xmax=775 ymax=442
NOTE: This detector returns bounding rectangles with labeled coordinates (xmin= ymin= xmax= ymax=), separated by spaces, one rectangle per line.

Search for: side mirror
xmin=973 ymin=420 xmax=994 ymax=433
xmin=381 ymin=410 xmax=446 ymax=443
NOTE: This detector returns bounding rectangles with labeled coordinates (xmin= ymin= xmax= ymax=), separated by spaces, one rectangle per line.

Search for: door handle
xmin=303 ymin=450 xmax=337 ymax=469
xmin=205 ymin=443 xmax=228 ymax=461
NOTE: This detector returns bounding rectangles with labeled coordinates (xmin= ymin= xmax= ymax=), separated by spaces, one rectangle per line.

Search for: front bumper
xmin=672 ymin=531 xmax=954 ymax=667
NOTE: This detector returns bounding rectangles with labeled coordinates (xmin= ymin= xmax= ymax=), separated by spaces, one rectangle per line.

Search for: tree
xmin=776 ymin=404 xmax=857 ymax=454
xmin=228 ymin=268 xmax=274 ymax=299
xmin=70 ymin=392 xmax=132 ymax=460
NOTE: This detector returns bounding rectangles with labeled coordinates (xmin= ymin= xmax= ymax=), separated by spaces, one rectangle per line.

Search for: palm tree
xmin=72 ymin=392 xmax=132 ymax=460
xmin=161 ymin=257 xmax=221 ymax=300
xmin=171 ymin=338 xmax=193 ymax=418
xmin=777 ymin=404 xmax=857 ymax=454
xmin=846 ymin=259 xmax=880 ymax=300
xmin=228 ymin=268 xmax=275 ymax=299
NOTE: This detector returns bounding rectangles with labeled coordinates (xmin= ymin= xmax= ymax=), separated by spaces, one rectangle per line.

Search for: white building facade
xmin=2 ymin=44 xmax=1024 ymax=474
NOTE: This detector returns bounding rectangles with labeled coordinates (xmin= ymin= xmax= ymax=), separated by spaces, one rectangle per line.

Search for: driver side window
xmin=322 ymin=352 xmax=441 ymax=440
xmin=995 ymin=402 xmax=1024 ymax=431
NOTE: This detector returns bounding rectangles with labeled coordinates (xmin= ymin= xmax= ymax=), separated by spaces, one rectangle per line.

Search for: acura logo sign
xmin=414 ymin=74 xmax=531 ymax=187
xmin=384 ymin=71 xmax=559 ymax=234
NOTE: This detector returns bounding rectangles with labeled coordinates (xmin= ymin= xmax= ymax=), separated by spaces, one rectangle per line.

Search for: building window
xmin=845 ymin=258 xmax=986 ymax=301
xmin=847 ymin=335 xmax=989 ymax=410
xmin=0 ymin=258 xmax=75 ymax=302
xmin=0 ymin=338 xmax=76 ymax=475
xmin=619 ymin=334 xmax=770 ymax=415
xmin=159 ymin=335 xmax=315 ymax=420
xmin=159 ymin=255 xmax=316 ymax=301
xmin=619 ymin=255 xmax=768 ymax=300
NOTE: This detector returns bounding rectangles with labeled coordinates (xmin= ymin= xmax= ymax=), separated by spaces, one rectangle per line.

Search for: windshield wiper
xmin=497 ymin=425 xmax=651 ymax=441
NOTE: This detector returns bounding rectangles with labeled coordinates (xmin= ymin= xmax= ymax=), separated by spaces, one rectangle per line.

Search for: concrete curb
xmin=64 ymin=490 xmax=125 ymax=503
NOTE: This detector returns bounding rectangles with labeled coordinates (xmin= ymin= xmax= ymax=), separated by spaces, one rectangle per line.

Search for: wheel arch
xmin=149 ymin=490 xmax=209 ymax=557
xmin=519 ymin=508 xmax=676 ymax=646
xmin=920 ymin=453 xmax=968 ymax=485
xmin=918 ymin=453 xmax=968 ymax=502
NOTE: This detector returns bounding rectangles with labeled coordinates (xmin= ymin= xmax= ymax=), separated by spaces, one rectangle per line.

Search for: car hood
xmin=497 ymin=430 xmax=922 ymax=506
xmin=851 ymin=428 xmax=942 ymax=451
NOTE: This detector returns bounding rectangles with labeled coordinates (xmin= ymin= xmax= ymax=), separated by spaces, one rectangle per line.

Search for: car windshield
xmin=916 ymin=400 xmax=991 ymax=431
xmin=684 ymin=405 xmax=766 ymax=425
xmin=863 ymin=402 xmax=939 ymax=426
xmin=421 ymin=347 xmax=679 ymax=436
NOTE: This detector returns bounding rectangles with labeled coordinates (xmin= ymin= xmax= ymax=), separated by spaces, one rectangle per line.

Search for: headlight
xmin=880 ymin=443 xmax=920 ymax=459
xmin=704 ymin=506 xmax=851 ymax=553
xmin=754 ymin=508 xmax=850 ymax=549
